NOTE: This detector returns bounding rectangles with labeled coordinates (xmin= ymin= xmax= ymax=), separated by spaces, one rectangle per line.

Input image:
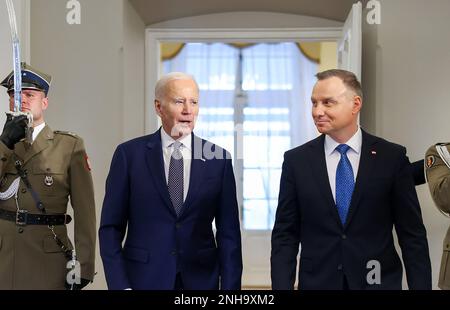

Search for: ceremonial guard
xmin=425 ymin=143 xmax=450 ymax=290
xmin=0 ymin=63 xmax=96 ymax=289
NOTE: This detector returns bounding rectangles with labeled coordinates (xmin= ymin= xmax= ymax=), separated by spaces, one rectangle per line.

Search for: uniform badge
xmin=426 ymin=155 xmax=435 ymax=168
xmin=44 ymin=175 xmax=53 ymax=186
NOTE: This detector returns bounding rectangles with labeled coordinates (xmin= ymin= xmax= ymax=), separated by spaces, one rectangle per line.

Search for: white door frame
xmin=145 ymin=26 xmax=342 ymax=287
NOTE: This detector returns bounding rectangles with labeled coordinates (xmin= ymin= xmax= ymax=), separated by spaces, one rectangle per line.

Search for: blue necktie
xmin=335 ymin=144 xmax=354 ymax=224
xmin=168 ymin=141 xmax=184 ymax=216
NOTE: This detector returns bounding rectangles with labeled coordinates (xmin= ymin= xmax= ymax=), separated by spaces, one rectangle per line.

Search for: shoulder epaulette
xmin=54 ymin=130 xmax=78 ymax=138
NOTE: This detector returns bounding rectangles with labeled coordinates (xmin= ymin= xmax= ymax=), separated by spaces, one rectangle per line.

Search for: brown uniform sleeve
xmin=425 ymin=145 xmax=450 ymax=214
xmin=69 ymin=137 xmax=96 ymax=281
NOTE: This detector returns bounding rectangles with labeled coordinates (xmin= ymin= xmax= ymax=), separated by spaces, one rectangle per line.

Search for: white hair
xmin=155 ymin=72 xmax=198 ymax=101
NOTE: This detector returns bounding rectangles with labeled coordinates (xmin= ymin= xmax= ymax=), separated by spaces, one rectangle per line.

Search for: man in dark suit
xmin=99 ymin=72 xmax=242 ymax=290
xmin=271 ymin=69 xmax=431 ymax=290
xmin=412 ymin=159 xmax=426 ymax=186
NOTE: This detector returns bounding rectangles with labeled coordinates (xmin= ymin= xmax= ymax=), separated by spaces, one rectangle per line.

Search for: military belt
xmin=0 ymin=208 xmax=72 ymax=226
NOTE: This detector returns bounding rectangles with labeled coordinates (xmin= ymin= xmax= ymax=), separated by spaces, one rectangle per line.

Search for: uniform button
xmin=175 ymin=223 xmax=181 ymax=229
xmin=342 ymin=234 xmax=347 ymax=240
xmin=18 ymin=227 xmax=24 ymax=233
xmin=171 ymin=250 xmax=177 ymax=256
xmin=337 ymin=264 xmax=343 ymax=271
xmin=21 ymin=188 xmax=27 ymax=193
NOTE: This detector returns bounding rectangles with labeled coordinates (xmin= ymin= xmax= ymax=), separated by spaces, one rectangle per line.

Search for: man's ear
xmin=41 ymin=96 xmax=49 ymax=111
xmin=352 ymin=96 xmax=362 ymax=114
xmin=155 ymin=99 xmax=162 ymax=117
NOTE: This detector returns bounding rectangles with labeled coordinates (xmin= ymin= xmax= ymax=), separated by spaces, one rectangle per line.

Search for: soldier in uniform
xmin=425 ymin=143 xmax=450 ymax=290
xmin=0 ymin=63 xmax=96 ymax=289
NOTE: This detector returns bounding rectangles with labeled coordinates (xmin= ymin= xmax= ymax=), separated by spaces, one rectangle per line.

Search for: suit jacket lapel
xmin=144 ymin=129 xmax=176 ymax=216
xmin=308 ymin=135 xmax=343 ymax=228
xmin=180 ymin=134 xmax=204 ymax=216
xmin=344 ymin=130 xmax=378 ymax=229
xmin=21 ymin=125 xmax=53 ymax=165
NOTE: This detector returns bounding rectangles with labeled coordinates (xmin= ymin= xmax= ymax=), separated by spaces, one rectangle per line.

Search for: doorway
xmin=145 ymin=2 xmax=361 ymax=288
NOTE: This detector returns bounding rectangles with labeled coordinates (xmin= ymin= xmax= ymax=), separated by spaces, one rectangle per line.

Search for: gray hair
xmin=155 ymin=72 xmax=198 ymax=101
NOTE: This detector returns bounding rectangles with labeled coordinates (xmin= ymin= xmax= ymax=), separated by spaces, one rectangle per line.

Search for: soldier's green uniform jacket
xmin=0 ymin=125 xmax=96 ymax=289
xmin=425 ymin=143 xmax=450 ymax=290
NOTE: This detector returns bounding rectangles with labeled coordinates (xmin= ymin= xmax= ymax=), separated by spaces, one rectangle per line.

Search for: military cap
xmin=0 ymin=62 xmax=51 ymax=96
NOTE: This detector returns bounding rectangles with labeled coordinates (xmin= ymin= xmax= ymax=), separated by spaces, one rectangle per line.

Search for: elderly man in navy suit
xmin=271 ymin=69 xmax=431 ymax=290
xmin=99 ymin=72 xmax=242 ymax=290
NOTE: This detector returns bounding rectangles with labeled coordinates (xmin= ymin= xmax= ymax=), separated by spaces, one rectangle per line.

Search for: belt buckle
xmin=16 ymin=209 xmax=28 ymax=226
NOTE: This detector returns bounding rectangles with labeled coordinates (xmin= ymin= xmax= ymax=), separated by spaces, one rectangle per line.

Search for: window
xmin=163 ymin=42 xmax=317 ymax=230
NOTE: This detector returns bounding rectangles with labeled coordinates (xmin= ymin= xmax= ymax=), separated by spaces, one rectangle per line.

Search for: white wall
xmin=30 ymin=0 xmax=145 ymax=289
xmin=149 ymin=11 xmax=343 ymax=29
xmin=123 ymin=0 xmax=145 ymax=141
xmin=362 ymin=0 xmax=450 ymax=289
xmin=0 ymin=0 xmax=30 ymax=124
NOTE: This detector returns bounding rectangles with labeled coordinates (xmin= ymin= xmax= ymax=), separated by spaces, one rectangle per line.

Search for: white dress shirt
xmin=324 ymin=127 xmax=362 ymax=203
xmin=161 ymin=129 xmax=192 ymax=202
xmin=32 ymin=122 xmax=46 ymax=143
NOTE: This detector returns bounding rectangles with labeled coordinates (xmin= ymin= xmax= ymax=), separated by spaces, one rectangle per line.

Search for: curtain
xmin=242 ymin=43 xmax=317 ymax=229
xmin=163 ymin=43 xmax=238 ymax=154
xmin=163 ymin=42 xmax=318 ymax=230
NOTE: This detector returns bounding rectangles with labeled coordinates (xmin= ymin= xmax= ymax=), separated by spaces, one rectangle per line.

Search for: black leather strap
xmin=14 ymin=157 xmax=46 ymax=213
xmin=0 ymin=208 xmax=72 ymax=226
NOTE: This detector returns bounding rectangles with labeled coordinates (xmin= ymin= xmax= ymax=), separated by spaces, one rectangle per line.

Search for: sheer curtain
xmin=242 ymin=43 xmax=317 ymax=229
xmin=163 ymin=43 xmax=238 ymax=154
xmin=163 ymin=42 xmax=318 ymax=230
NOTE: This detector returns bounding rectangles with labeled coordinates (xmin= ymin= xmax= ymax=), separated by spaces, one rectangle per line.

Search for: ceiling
xmin=129 ymin=0 xmax=358 ymax=25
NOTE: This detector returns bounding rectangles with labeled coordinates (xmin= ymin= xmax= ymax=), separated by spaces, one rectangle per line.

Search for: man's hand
xmin=0 ymin=114 xmax=28 ymax=149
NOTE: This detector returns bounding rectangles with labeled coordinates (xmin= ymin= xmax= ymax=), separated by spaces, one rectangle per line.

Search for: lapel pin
xmin=371 ymin=151 xmax=377 ymax=155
